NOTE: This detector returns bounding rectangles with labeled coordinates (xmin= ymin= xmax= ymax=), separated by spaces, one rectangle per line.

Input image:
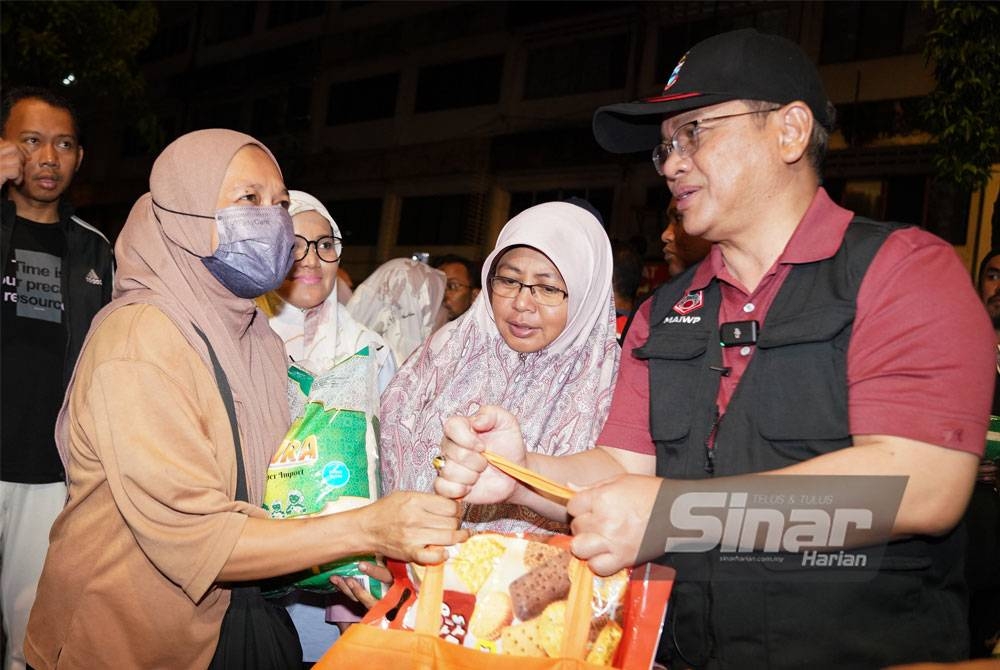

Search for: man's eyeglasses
xmin=445 ymin=281 xmax=472 ymax=293
xmin=651 ymin=107 xmax=781 ymax=176
xmin=292 ymin=235 xmax=342 ymax=263
xmin=489 ymin=275 xmax=568 ymax=306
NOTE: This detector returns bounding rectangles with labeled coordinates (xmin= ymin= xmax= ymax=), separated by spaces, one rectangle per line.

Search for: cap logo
xmin=663 ymin=51 xmax=689 ymax=93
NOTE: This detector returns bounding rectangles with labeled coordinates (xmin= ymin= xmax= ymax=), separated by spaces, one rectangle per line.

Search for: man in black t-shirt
xmin=0 ymin=87 xmax=113 ymax=670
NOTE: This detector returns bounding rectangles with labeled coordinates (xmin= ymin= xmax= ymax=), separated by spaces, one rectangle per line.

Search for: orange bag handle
xmin=483 ymin=451 xmax=575 ymax=502
xmin=414 ymin=562 xmax=445 ymax=636
xmin=561 ymin=554 xmax=595 ymax=659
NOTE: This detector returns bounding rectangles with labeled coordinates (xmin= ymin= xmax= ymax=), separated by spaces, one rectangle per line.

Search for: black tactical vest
xmin=635 ymin=218 xmax=968 ymax=669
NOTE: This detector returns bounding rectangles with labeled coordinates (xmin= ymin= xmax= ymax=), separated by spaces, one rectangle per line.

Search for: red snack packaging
xmin=315 ymin=532 xmax=674 ymax=669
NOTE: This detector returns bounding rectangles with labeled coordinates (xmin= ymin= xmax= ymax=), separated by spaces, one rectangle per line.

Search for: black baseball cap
xmin=593 ymin=28 xmax=833 ymax=154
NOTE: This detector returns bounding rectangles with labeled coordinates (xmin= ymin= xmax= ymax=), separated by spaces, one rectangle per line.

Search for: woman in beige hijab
xmin=24 ymin=130 xmax=465 ymax=670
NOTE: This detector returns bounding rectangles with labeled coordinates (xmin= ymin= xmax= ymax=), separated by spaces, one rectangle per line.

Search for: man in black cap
xmin=434 ymin=29 xmax=995 ymax=667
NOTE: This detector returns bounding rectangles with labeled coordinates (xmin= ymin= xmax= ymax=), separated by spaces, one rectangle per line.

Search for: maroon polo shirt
xmin=601 ymin=188 xmax=993 ymax=457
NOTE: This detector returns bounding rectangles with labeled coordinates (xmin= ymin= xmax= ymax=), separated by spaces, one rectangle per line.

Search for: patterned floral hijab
xmin=379 ymin=201 xmax=620 ymax=534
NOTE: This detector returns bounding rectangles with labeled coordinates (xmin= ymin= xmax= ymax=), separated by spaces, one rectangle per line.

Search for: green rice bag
xmin=262 ymin=347 xmax=383 ymax=598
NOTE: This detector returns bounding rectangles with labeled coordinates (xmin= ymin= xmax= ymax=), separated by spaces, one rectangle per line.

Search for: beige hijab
xmin=56 ymin=129 xmax=290 ymax=505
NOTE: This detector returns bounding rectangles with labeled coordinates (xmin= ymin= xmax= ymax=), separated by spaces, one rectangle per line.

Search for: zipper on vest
xmin=704 ymin=405 xmax=722 ymax=475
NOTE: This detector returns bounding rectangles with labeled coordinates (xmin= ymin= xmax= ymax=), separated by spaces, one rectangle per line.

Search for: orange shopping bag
xmin=315 ymin=533 xmax=674 ymax=670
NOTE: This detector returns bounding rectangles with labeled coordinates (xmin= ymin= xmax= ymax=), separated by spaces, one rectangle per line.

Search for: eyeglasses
xmin=489 ymin=275 xmax=568 ymax=306
xmin=292 ymin=235 xmax=342 ymax=263
xmin=445 ymin=281 xmax=472 ymax=293
xmin=651 ymin=107 xmax=781 ymax=175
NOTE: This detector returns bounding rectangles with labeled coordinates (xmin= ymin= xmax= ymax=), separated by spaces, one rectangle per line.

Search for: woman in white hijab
xmin=260 ymin=191 xmax=396 ymax=388
xmin=379 ymin=200 xmax=620 ymax=535
xmin=258 ymin=190 xmax=396 ymax=662
xmin=346 ymin=257 xmax=447 ymax=365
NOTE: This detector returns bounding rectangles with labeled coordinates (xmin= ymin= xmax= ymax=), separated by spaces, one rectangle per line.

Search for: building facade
xmin=70 ymin=1 xmax=998 ymax=281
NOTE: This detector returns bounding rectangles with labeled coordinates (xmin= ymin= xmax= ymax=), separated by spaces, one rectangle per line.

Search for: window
xmin=824 ymin=175 xmax=970 ymax=245
xmin=250 ymin=94 xmax=284 ymax=137
xmin=327 ymin=5 xmax=488 ymax=64
xmin=194 ymin=101 xmax=244 ymax=131
xmin=267 ymin=1 xmax=325 ymax=28
xmin=166 ymin=41 xmax=319 ymax=96
xmin=523 ymin=34 xmax=628 ymax=99
xmin=327 ymin=198 xmax=383 ymax=246
xmin=923 ymin=178 xmax=971 ymax=245
xmin=121 ymin=116 xmax=176 ymax=158
xmin=415 ymin=56 xmax=503 ymax=113
xmin=835 ymin=98 xmax=925 ymax=147
xmin=655 ymin=7 xmax=792 ymax=87
xmin=253 ymin=41 xmax=320 ymax=79
xmin=202 ymin=3 xmax=256 ymax=45
xmin=820 ymin=1 xmax=930 ymax=64
xmin=250 ymin=86 xmax=312 ymax=137
xmin=491 ymin=127 xmax=609 ymax=171
xmin=286 ymin=85 xmax=312 ymax=131
xmin=327 ymin=73 xmax=399 ymax=125
xmin=506 ymin=2 xmax=620 ymax=29
xmin=884 ymin=175 xmax=926 ymax=226
xmin=140 ymin=21 xmax=191 ymax=62
xmin=398 ymin=195 xmax=476 ymax=245
xmin=508 ymin=188 xmax=613 ymax=229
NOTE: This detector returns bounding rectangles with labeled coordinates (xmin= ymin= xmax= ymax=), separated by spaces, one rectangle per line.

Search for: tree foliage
xmin=1 ymin=1 xmax=157 ymax=107
xmin=922 ymin=1 xmax=1000 ymax=191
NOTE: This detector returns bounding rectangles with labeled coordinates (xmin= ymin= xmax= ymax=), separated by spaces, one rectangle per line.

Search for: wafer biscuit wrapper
xmin=340 ymin=532 xmax=673 ymax=668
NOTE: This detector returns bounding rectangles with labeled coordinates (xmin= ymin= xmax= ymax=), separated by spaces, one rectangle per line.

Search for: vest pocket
xmin=754 ymin=308 xmax=853 ymax=459
xmin=661 ymin=570 xmax=713 ymax=667
xmin=636 ymin=327 xmax=709 ymax=443
xmin=762 ymin=573 xmax=935 ymax=667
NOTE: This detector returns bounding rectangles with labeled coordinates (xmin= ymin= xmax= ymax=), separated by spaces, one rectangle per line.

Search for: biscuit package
xmin=261 ymin=348 xmax=383 ymax=598
xmin=321 ymin=532 xmax=674 ymax=669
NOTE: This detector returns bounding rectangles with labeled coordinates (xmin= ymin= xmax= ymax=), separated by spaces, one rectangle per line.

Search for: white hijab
xmin=260 ymin=191 xmax=396 ymax=385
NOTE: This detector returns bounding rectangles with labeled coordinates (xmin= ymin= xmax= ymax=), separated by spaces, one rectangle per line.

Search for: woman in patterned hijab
xmin=379 ymin=200 xmax=620 ymax=534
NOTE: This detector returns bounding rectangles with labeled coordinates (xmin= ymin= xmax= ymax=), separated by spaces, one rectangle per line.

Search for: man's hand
xmin=433 ymin=405 xmax=527 ymax=504
xmin=358 ymin=491 xmax=467 ymax=565
xmin=0 ymin=139 xmax=26 ymax=187
xmin=567 ymin=474 xmax=664 ymax=576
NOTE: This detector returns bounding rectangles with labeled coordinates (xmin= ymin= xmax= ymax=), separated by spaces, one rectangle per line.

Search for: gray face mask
xmin=200 ymin=205 xmax=295 ymax=299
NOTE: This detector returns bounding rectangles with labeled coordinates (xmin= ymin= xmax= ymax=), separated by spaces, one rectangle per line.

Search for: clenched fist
xmin=359 ymin=491 xmax=468 ymax=565
xmin=0 ymin=139 xmax=27 ymax=187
